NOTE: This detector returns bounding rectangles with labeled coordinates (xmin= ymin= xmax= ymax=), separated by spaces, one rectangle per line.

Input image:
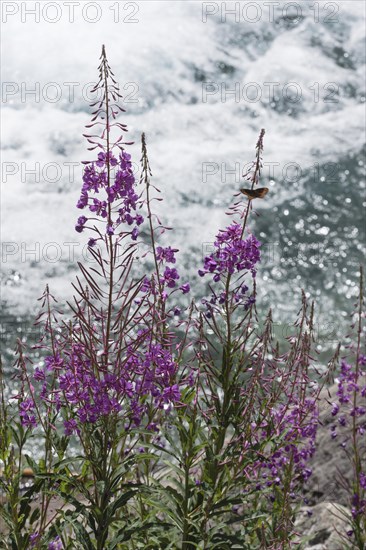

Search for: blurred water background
xmin=1 ymin=1 xmax=365 ymax=374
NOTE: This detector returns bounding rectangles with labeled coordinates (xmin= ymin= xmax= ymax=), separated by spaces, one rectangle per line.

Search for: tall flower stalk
xmin=327 ymin=267 xmax=366 ymax=548
xmin=9 ymin=46 xmax=185 ymax=549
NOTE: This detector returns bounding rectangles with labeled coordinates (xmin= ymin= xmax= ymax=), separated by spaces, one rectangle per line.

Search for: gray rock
xmin=296 ymin=502 xmax=352 ymax=549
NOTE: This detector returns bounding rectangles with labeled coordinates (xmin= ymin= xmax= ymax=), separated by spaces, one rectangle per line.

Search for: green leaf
xmin=29 ymin=506 xmax=41 ymax=525
xmin=109 ymin=488 xmax=138 ymax=516
xmin=68 ymin=517 xmax=94 ymax=550
xmin=53 ymin=455 xmax=85 ymax=470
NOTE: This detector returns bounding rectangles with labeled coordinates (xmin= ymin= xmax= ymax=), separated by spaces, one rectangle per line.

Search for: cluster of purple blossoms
xmin=19 ymin=397 xmax=37 ymax=428
xmin=198 ymin=223 xmax=259 ymax=316
xmin=19 ymin=342 xmax=182 ymax=434
xmin=76 ymin=150 xmax=143 ymax=240
xmin=330 ymin=358 xmax=366 ymax=438
xmin=162 ymin=267 xmax=180 ymax=288
xmin=29 ymin=534 xmax=62 ymax=549
xmin=57 ymin=346 xmax=122 ymax=427
xmin=329 ymin=356 xmax=366 ymax=518
xmin=198 ymin=223 xmax=261 ymax=283
xmin=29 ymin=531 xmax=40 ymax=547
xmin=351 ymin=493 xmax=366 ymax=520
xmin=140 ymin=246 xmax=190 ymax=299
xmin=247 ymin=399 xmax=318 ymax=495
xmin=156 ymin=246 xmax=178 ymax=263
xmin=75 ymin=215 xmax=88 ymax=233
xmin=18 ymin=353 xmax=65 ymax=428
xmin=48 ymin=537 xmax=63 ymax=550
xmin=128 ymin=343 xmax=181 ymax=410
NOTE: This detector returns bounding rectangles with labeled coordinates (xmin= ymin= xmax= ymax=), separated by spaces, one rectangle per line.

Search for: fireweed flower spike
xmin=76 ymin=45 xmax=142 ymax=246
xmin=327 ymin=268 xmax=366 ymax=547
xmin=139 ymin=132 xmax=190 ymax=313
xmin=199 ymin=132 xmax=265 ymax=317
xmin=193 ymin=132 xmax=324 ymax=548
xmin=14 ymin=48 xmax=190 ymax=549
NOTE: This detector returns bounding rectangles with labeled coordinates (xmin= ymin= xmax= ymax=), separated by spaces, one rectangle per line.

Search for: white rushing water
xmin=1 ymin=1 xmax=365 ymax=353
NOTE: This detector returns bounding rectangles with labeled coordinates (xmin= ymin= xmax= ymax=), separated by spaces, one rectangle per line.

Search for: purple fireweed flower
xmin=33 ymin=367 xmax=45 ymax=381
xmin=29 ymin=531 xmax=40 ymax=547
xmin=64 ymin=418 xmax=79 ymax=436
xmin=20 ymin=413 xmax=38 ymax=428
xmin=179 ymin=283 xmax=190 ymax=294
xmin=188 ymin=370 xmax=196 ymax=387
xmin=338 ymin=415 xmax=347 ymax=426
xmin=351 ymin=493 xmax=366 ymax=518
xmin=162 ymin=384 xmax=181 ymax=403
xmin=48 ymin=536 xmax=63 ymax=550
xmin=75 ymin=215 xmax=88 ymax=233
xmin=140 ymin=276 xmax=157 ymax=295
xmin=359 ymin=472 xmax=366 ymax=489
xmin=350 ymin=406 xmax=366 ymax=417
xmin=125 ymin=213 xmax=134 ymax=225
xmin=90 ymin=198 xmax=107 ymax=218
xmin=19 ymin=397 xmax=37 ymax=428
xmin=161 ymin=267 xmax=180 ymax=288
xmin=147 ymin=422 xmax=159 ymax=432
xmin=77 ymin=191 xmax=88 ymax=209
xmin=96 ymin=151 xmax=118 ymax=167
xmin=40 ymin=382 xmax=49 ymax=401
xmin=244 ymin=295 xmax=256 ymax=310
xmin=156 ymin=246 xmax=178 ymax=264
xmin=45 ymin=353 xmax=64 ymax=371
